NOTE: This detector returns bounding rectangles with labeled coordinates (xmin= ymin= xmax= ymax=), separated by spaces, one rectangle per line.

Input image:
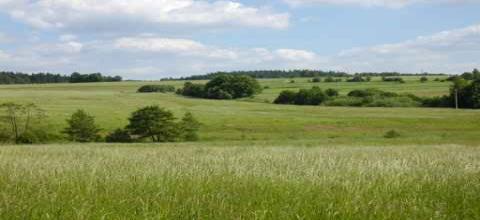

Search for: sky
xmin=0 ymin=0 xmax=479 ymax=79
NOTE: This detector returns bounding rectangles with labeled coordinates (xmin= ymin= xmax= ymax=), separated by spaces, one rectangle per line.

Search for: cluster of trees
xmin=177 ymin=75 xmax=262 ymax=99
xmin=70 ymin=72 xmax=122 ymax=83
xmin=310 ymin=77 xmax=343 ymax=83
xmin=347 ymin=76 xmax=371 ymax=82
xmin=137 ymin=85 xmax=175 ymax=93
xmin=0 ymin=71 xmax=122 ymax=84
xmin=274 ymin=87 xmax=339 ymax=105
xmin=0 ymin=104 xmax=201 ymax=144
xmin=423 ymin=75 xmax=480 ymax=109
xmin=0 ymin=72 xmax=70 ymax=84
xmin=175 ymin=70 xmax=350 ymax=80
xmin=274 ymin=88 xmax=422 ymax=107
xmin=382 ymin=77 xmax=405 ymax=83
xmin=167 ymin=70 xmax=448 ymax=81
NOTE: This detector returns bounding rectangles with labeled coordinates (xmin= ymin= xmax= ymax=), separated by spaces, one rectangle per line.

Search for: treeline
xmin=165 ymin=70 xmax=448 ymax=80
xmin=0 ymin=104 xmax=200 ymax=144
xmin=274 ymin=88 xmax=422 ymax=108
xmin=173 ymin=70 xmax=349 ymax=80
xmin=0 ymin=71 xmax=122 ymax=84
xmin=273 ymin=69 xmax=480 ymax=109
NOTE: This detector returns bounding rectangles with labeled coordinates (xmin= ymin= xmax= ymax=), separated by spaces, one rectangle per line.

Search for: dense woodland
xmin=167 ymin=70 xmax=447 ymax=80
xmin=0 ymin=71 xmax=122 ymax=84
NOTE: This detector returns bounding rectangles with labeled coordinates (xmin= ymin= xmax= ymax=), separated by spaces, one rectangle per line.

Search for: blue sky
xmin=0 ymin=0 xmax=479 ymax=79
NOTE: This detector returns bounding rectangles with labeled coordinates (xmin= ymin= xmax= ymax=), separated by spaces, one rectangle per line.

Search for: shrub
xmin=177 ymin=82 xmax=206 ymax=98
xmin=324 ymin=96 xmax=365 ymax=107
xmin=137 ymin=85 xmax=175 ymax=93
xmin=294 ymin=87 xmax=327 ymax=105
xmin=325 ymin=88 xmax=339 ymax=97
xmin=324 ymin=77 xmax=342 ymax=83
xmin=420 ymin=77 xmax=428 ymax=83
xmin=382 ymin=77 xmax=405 ymax=83
xmin=384 ymin=130 xmax=401 ymax=139
xmin=126 ymin=106 xmax=179 ymax=142
xmin=179 ymin=112 xmax=201 ymax=141
xmin=63 ymin=110 xmax=101 ymax=142
xmin=312 ymin=77 xmax=321 ymax=83
xmin=422 ymin=96 xmax=452 ymax=107
xmin=274 ymin=90 xmax=297 ymax=104
xmin=106 ymin=129 xmax=133 ymax=143
xmin=347 ymin=76 xmax=367 ymax=82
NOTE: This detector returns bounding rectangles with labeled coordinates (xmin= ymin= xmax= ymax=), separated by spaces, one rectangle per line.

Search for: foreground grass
xmin=0 ymin=143 xmax=479 ymax=219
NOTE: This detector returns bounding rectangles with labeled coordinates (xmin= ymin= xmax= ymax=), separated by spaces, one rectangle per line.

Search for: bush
xmin=294 ymin=87 xmax=328 ymax=105
xmin=138 ymin=85 xmax=175 ymax=93
xmin=274 ymin=90 xmax=297 ymax=104
xmin=324 ymin=77 xmax=342 ymax=83
xmin=106 ymin=129 xmax=133 ymax=143
xmin=274 ymin=87 xmax=328 ymax=106
xmin=179 ymin=112 xmax=201 ymax=141
xmin=347 ymin=76 xmax=367 ymax=82
xmin=63 ymin=110 xmax=101 ymax=142
xmin=325 ymin=88 xmax=339 ymax=97
xmin=384 ymin=130 xmax=401 ymax=139
xmin=420 ymin=77 xmax=428 ymax=83
xmin=177 ymin=82 xmax=206 ymax=98
xmin=312 ymin=77 xmax=321 ymax=83
xmin=324 ymin=96 xmax=365 ymax=107
xmin=382 ymin=77 xmax=405 ymax=83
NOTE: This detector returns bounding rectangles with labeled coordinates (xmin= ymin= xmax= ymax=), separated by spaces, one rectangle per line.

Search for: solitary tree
xmin=126 ymin=106 xmax=179 ymax=142
xmin=179 ymin=112 xmax=201 ymax=141
xmin=63 ymin=110 xmax=101 ymax=142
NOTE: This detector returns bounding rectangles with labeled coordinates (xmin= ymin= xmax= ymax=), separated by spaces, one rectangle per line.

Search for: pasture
xmin=0 ymin=76 xmax=479 ymax=219
xmin=0 ymin=76 xmax=478 ymax=145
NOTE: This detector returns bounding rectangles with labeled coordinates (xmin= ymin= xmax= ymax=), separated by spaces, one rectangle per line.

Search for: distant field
xmin=0 ymin=76 xmax=478 ymax=145
xmin=0 ymin=143 xmax=479 ymax=219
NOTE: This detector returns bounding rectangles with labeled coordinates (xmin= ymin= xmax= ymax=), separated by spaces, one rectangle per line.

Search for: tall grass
xmin=0 ymin=143 xmax=479 ymax=219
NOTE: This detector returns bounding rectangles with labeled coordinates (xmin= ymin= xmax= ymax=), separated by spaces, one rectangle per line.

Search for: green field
xmin=0 ymin=76 xmax=478 ymax=145
xmin=0 ymin=76 xmax=479 ymax=219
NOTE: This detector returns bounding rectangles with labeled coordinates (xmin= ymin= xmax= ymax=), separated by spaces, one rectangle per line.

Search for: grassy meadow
xmin=1 ymin=144 xmax=479 ymax=219
xmin=0 ymin=76 xmax=479 ymax=219
xmin=0 ymin=76 xmax=478 ymax=145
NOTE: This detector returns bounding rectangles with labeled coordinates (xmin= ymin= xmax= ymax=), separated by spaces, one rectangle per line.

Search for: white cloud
xmin=284 ymin=0 xmax=470 ymax=8
xmin=275 ymin=49 xmax=317 ymax=61
xmin=333 ymin=24 xmax=480 ymax=73
xmin=0 ymin=50 xmax=10 ymax=60
xmin=3 ymin=23 xmax=480 ymax=78
xmin=0 ymin=32 xmax=12 ymax=43
xmin=0 ymin=0 xmax=289 ymax=31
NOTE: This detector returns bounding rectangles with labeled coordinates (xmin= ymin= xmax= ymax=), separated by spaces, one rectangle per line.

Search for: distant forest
xmin=0 ymin=71 xmax=122 ymax=84
xmin=166 ymin=70 xmax=448 ymax=81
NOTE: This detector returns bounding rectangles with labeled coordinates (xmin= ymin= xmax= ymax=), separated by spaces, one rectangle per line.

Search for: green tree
xmin=204 ymin=75 xmax=262 ymax=99
xmin=63 ymin=110 xmax=101 ymax=142
xmin=179 ymin=112 xmax=201 ymax=141
xmin=126 ymin=106 xmax=179 ymax=142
